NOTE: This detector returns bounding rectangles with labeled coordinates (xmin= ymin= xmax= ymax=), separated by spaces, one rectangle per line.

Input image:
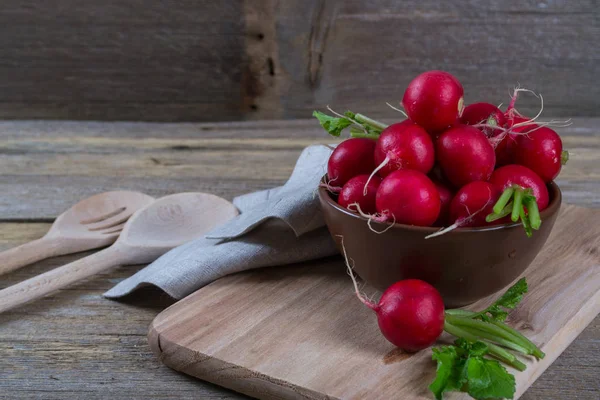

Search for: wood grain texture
xmin=148 ymin=205 xmax=600 ymax=400
xmin=0 ymin=119 xmax=599 ymax=220
xmin=0 ymin=1 xmax=596 ymax=120
xmin=0 ymin=119 xmax=598 ymax=399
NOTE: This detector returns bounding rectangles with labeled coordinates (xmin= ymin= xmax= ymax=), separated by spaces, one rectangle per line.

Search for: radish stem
xmin=444 ymin=310 xmax=545 ymax=359
xmin=494 ymin=187 xmax=514 ymax=214
xmin=490 ymin=320 xmax=545 ymax=359
xmin=355 ymin=114 xmax=388 ymax=131
xmin=455 ymin=326 xmax=531 ymax=356
xmin=524 ymin=197 xmax=541 ymax=230
xmin=561 ymin=150 xmax=569 ymax=165
xmin=350 ymin=127 xmax=379 ymax=140
xmin=511 ymin=189 xmax=523 ymax=222
xmin=446 ymin=315 xmax=535 ymax=356
xmin=486 ymin=202 xmax=513 ymax=222
xmin=520 ymin=206 xmax=533 ymax=237
xmin=444 ymin=322 xmax=527 ymax=371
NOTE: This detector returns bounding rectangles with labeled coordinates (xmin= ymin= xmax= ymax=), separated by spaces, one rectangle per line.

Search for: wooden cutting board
xmin=148 ymin=204 xmax=600 ymax=400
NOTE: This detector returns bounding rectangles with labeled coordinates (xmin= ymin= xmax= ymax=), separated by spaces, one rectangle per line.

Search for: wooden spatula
xmin=0 ymin=191 xmax=155 ymax=276
xmin=0 ymin=192 xmax=239 ymax=312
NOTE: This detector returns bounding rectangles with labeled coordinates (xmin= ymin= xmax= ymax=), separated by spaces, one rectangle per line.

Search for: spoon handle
xmin=0 ymin=246 xmax=126 ymax=313
xmin=0 ymin=237 xmax=66 ymax=276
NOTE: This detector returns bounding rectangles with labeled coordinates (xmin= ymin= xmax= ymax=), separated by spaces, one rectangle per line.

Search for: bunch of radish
xmin=315 ymin=70 xmax=569 ymax=237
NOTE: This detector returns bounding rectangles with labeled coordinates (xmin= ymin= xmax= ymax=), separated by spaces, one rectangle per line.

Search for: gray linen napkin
xmin=104 ymin=144 xmax=339 ymax=300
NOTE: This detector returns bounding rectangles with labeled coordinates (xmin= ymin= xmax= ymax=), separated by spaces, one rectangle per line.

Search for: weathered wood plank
xmin=0 ymin=1 xmax=595 ymax=120
xmin=0 ymin=119 xmax=598 ymax=219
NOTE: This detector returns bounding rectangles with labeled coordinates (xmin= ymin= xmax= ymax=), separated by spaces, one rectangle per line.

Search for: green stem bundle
xmin=486 ymin=185 xmax=542 ymax=237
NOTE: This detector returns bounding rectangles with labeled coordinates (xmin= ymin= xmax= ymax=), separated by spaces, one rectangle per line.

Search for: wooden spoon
xmin=0 ymin=192 xmax=239 ymax=313
xmin=0 ymin=191 xmax=155 ymax=276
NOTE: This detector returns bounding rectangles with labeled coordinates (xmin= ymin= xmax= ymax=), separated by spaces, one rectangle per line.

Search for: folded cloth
xmin=104 ymin=144 xmax=339 ymax=300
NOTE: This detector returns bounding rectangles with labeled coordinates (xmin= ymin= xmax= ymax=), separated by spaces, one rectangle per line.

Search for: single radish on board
xmin=376 ymin=170 xmax=441 ymax=226
xmin=436 ymin=125 xmax=496 ymax=188
xmin=327 ymin=138 xmax=376 ymax=187
xmin=449 ymin=181 xmax=501 ymax=227
xmin=338 ymin=174 xmax=381 ymax=214
xmin=402 ymin=71 xmax=464 ymax=133
xmin=513 ymin=126 xmax=565 ymax=183
xmin=352 ymin=277 xmax=445 ymax=352
xmin=433 ymin=181 xmax=454 ymax=227
xmin=373 ymin=122 xmax=435 ymax=177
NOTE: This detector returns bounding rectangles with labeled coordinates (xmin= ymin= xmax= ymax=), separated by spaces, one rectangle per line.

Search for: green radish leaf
xmin=312 ymin=111 xmax=353 ymax=137
xmin=466 ymin=357 xmax=516 ymax=399
xmin=481 ymin=278 xmax=528 ymax=321
xmin=429 ymin=346 xmax=467 ymax=400
xmin=430 ymin=340 xmax=517 ymax=400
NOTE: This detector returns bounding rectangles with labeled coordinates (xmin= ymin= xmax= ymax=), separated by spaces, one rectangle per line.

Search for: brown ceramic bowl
xmin=318 ymin=177 xmax=561 ymax=307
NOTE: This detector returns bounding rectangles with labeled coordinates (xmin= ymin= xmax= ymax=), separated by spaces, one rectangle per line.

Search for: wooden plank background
xmin=0 ymin=0 xmax=596 ymax=121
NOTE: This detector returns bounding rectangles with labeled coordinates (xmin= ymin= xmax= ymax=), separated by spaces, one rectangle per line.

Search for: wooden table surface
xmin=1 ymin=119 xmax=599 ymax=399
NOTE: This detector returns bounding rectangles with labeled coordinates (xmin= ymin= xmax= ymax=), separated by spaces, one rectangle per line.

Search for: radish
xmin=492 ymin=116 xmax=530 ymax=166
xmin=376 ymin=170 xmax=441 ymax=226
xmin=327 ymin=138 xmax=376 ymax=186
xmin=338 ymin=174 xmax=381 ymax=214
xmin=461 ymin=102 xmax=506 ymax=128
xmin=361 ymin=279 xmax=445 ymax=352
xmin=487 ymin=165 xmax=549 ymax=236
xmin=402 ymin=71 xmax=464 ymax=133
xmin=436 ymin=125 xmax=496 ymax=188
xmin=372 ymin=122 xmax=435 ymax=178
xmin=449 ymin=181 xmax=501 ymax=227
xmin=513 ymin=126 xmax=565 ymax=183
xmin=433 ymin=181 xmax=454 ymax=227
xmin=489 ymin=165 xmax=549 ymax=211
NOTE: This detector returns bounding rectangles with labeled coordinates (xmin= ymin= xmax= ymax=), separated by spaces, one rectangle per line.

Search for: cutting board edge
xmin=515 ymin=287 xmax=600 ymax=398
xmin=148 ymin=319 xmax=336 ymax=400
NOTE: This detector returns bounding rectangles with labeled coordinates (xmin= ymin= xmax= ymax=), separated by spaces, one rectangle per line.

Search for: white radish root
xmin=425 ymin=188 xmax=494 ymax=239
xmin=337 ymin=234 xmax=377 ymax=309
xmin=349 ymin=202 xmax=395 ymax=234
xmin=363 ymin=156 xmax=390 ymax=196
xmin=386 ymin=102 xmax=408 ymax=118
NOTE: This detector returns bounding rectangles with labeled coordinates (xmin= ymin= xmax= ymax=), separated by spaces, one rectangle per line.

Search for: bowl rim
xmin=318 ymin=175 xmax=562 ymax=234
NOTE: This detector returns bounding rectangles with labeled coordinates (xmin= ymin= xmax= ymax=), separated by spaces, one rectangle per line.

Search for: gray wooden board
xmin=0 ymin=119 xmax=598 ymax=399
xmin=0 ymin=1 xmax=596 ymax=120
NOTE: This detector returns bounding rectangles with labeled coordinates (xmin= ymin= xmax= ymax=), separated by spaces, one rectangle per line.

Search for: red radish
xmin=489 ymin=165 xmax=549 ymax=211
xmin=376 ymin=170 xmax=441 ymax=226
xmin=461 ymin=102 xmax=506 ymax=128
xmin=402 ymin=71 xmax=464 ymax=133
xmin=513 ymin=127 xmax=564 ymax=182
xmin=346 ymin=268 xmax=445 ymax=352
xmin=327 ymin=138 xmax=376 ymax=186
xmin=373 ymin=122 xmax=435 ymax=177
xmin=493 ymin=116 xmax=531 ymax=166
xmin=372 ymin=280 xmax=445 ymax=352
xmin=338 ymin=174 xmax=381 ymax=214
xmin=436 ymin=125 xmax=496 ymax=188
xmin=449 ymin=181 xmax=501 ymax=227
xmin=433 ymin=181 xmax=454 ymax=227
xmin=461 ymin=102 xmax=506 ymax=138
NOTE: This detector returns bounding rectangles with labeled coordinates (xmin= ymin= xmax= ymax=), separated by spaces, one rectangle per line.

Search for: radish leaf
xmin=429 ymin=346 xmax=467 ymax=400
xmin=312 ymin=111 xmax=353 ymax=137
xmin=484 ymin=278 xmax=528 ymax=321
xmin=430 ymin=339 xmax=516 ymax=400
xmin=466 ymin=357 xmax=516 ymax=399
